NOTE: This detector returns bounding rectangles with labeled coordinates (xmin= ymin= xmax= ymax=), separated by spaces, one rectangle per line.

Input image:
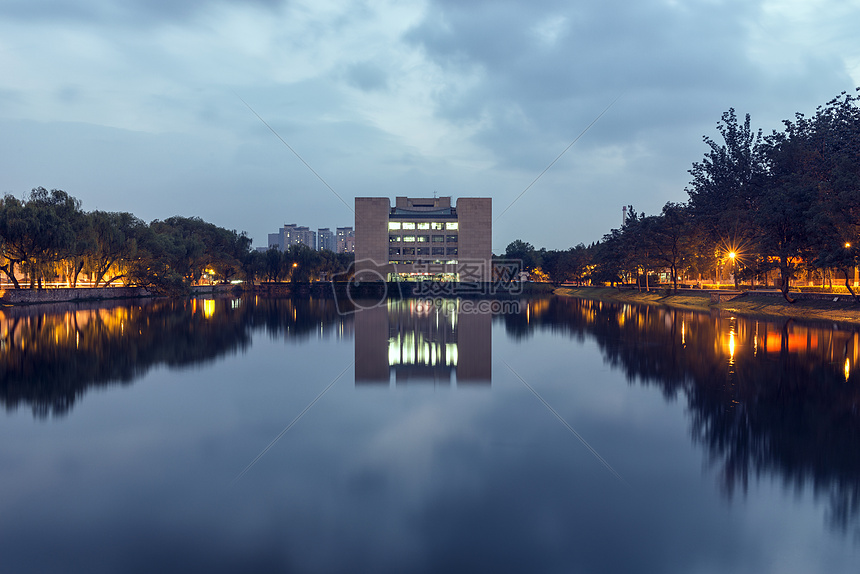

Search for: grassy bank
xmin=555 ymin=286 xmax=860 ymax=325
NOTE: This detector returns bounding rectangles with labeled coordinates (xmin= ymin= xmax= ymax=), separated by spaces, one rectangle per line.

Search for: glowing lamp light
xmin=845 ymin=242 xmax=852 ymax=249
xmin=728 ymin=251 xmax=736 ymax=260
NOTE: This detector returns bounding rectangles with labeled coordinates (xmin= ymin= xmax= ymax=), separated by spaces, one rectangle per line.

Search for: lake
xmin=2 ymin=294 xmax=859 ymax=573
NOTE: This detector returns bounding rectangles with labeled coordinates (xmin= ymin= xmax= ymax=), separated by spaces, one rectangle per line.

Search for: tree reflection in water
xmin=0 ymin=296 xmax=352 ymax=418
xmin=500 ymin=297 xmax=860 ymax=538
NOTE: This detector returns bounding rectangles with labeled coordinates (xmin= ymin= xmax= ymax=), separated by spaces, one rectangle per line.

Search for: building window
xmin=417 ymin=235 xmax=429 ymax=242
xmin=402 ymin=222 xmax=416 ymax=230
xmin=431 ymin=222 xmax=445 ymax=230
xmin=389 ymin=247 xmax=400 ymax=256
xmin=403 ymin=236 xmax=416 ymax=242
xmin=389 ymin=235 xmax=401 ymax=242
xmin=446 ymin=235 xmax=458 ymax=243
xmin=432 ymin=247 xmax=444 ymax=255
xmin=446 ymin=222 xmax=458 ymax=230
xmin=432 ymin=235 xmax=444 ymax=242
xmin=417 ymin=222 xmax=430 ymax=230
xmin=446 ymin=247 xmax=458 ymax=256
xmin=403 ymin=247 xmax=416 ymax=255
xmin=389 ymin=222 xmax=401 ymax=230
xmin=417 ymin=247 xmax=430 ymax=255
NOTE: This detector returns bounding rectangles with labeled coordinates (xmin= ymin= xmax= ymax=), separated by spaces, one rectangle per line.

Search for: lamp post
xmin=846 ymin=243 xmax=858 ymax=288
xmin=729 ymin=251 xmax=737 ymax=289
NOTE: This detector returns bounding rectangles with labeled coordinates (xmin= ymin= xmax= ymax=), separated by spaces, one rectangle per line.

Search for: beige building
xmin=355 ymin=196 xmax=492 ymax=282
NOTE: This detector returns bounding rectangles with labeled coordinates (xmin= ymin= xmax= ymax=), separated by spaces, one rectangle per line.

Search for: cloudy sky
xmin=1 ymin=0 xmax=858 ymax=251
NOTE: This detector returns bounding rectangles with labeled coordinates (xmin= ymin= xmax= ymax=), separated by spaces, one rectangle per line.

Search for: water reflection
xmin=0 ymin=297 xmax=351 ymax=418
xmin=501 ymin=297 xmax=860 ymax=537
xmin=354 ymin=299 xmax=491 ymax=385
xmin=5 ymin=294 xmax=860 ymax=539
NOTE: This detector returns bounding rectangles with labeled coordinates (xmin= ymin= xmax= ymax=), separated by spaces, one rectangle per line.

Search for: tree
xmin=263 ymin=248 xmax=286 ymax=282
xmin=802 ymin=90 xmax=860 ymax=300
xmin=687 ymin=109 xmax=765 ymax=264
xmin=88 ymin=211 xmax=144 ymax=287
xmin=0 ymin=188 xmax=79 ymax=289
xmin=588 ymin=231 xmax=625 ymax=287
xmin=504 ymin=240 xmax=540 ymax=273
xmin=125 ymin=225 xmax=188 ymax=295
xmin=643 ymin=202 xmax=695 ymax=293
xmin=0 ymin=194 xmax=26 ymax=288
xmin=754 ymin=112 xmax=822 ymax=302
xmin=210 ymin=228 xmax=252 ymax=283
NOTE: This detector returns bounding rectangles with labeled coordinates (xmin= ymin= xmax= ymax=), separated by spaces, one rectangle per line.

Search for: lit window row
xmin=390 ymin=235 xmax=458 ymax=243
xmin=389 ymin=222 xmax=458 ymax=230
xmin=389 ymin=247 xmax=458 ymax=256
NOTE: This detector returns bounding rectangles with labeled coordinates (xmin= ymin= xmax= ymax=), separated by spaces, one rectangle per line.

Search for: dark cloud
xmin=406 ymin=0 xmax=853 ymax=171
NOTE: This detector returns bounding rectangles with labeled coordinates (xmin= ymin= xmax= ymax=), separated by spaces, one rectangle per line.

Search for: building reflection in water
xmin=354 ymin=299 xmax=491 ymax=386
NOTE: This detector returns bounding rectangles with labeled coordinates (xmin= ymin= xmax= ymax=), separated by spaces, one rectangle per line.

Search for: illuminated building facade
xmin=355 ymin=196 xmax=492 ymax=281
xmin=317 ymin=228 xmax=335 ymax=252
xmin=336 ymin=227 xmax=355 ymax=253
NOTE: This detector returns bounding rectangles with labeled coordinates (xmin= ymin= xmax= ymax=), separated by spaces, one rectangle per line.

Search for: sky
xmin=1 ymin=0 xmax=859 ymax=252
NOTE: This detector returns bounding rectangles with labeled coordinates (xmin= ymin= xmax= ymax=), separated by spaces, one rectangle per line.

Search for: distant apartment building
xmin=267 ymin=224 xmax=316 ymax=251
xmin=354 ymin=196 xmax=492 ymax=281
xmin=318 ymin=228 xmax=335 ymax=252
xmin=336 ymin=227 xmax=355 ymax=254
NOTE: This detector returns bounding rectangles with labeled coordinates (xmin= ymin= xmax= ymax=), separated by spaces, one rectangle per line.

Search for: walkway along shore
xmin=555 ymin=286 xmax=860 ymax=326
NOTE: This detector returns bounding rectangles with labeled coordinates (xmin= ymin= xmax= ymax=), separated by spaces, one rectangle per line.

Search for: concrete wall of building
xmin=456 ymin=197 xmax=493 ymax=282
xmin=395 ymin=196 xmax=451 ymax=209
xmin=354 ymin=303 xmax=390 ymax=383
xmin=355 ymin=198 xmax=391 ymax=275
xmin=455 ymin=309 xmax=492 ymax=383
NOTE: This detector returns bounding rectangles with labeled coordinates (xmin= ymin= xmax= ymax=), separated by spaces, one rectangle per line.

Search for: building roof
xmin=390 ymin=207 xmax=457 ymax=218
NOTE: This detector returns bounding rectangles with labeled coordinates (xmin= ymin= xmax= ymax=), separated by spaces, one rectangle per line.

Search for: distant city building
xmin=318 ymin=228 xmax=335 ymax=252
xmin=354 ymin=196 xmax=492 ymax=281
xmin=336 ymin=227 xmax=355 ymax=254
xmin=267 ymin=224 xmax=316 ymax=251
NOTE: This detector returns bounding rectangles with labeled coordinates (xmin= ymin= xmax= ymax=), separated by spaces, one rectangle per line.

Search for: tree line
xmin=504 ymin=89 xmax=860 ymax=303
xmin=0 ymin=188 xmax=354 ymax=293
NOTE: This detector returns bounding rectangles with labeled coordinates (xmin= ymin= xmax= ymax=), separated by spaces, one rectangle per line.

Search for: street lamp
xmin=728 ymin=251 xmax=737 ymax=288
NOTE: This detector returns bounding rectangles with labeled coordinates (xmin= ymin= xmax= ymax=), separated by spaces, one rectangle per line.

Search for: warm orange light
xmin=292 ymin=262 xmax=298 ymax=268
xmin=846 ymin=242 xmax=852 ymax=249
xmin=729 ymin=251 xmax=736 ymax=259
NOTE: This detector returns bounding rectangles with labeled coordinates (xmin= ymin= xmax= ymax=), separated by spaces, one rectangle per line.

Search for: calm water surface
xmin=2 ymin=295 xmax=859 ymax=573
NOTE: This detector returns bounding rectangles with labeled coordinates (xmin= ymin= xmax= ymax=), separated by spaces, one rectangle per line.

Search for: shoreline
xmin=554 ymin=286 xmax=860 ymax=325
xmin=1 ymin=281 xmax=557 ymax=307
